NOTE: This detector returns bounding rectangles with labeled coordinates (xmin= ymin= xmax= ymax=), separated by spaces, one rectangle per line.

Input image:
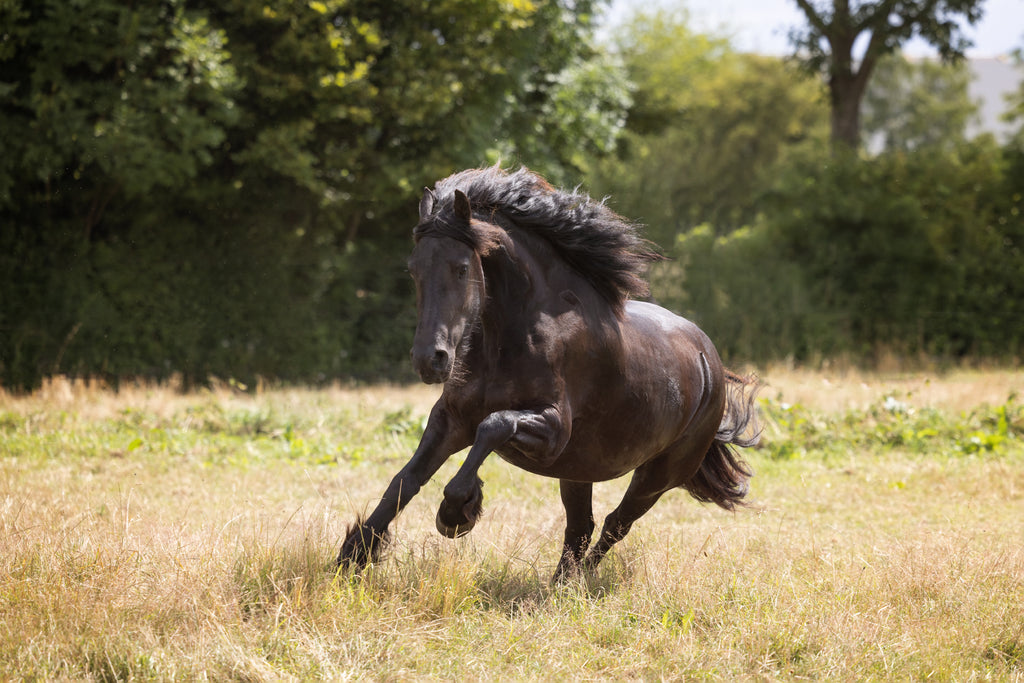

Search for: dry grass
xmin=758 ymin=363 xmax=1024 ymax=413
xmin=1 ymin=370 xmax=1022 ymax=680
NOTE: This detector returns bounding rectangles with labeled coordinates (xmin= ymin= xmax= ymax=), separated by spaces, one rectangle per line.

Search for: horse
xmin=337 ymin=166 xmax=759 ymax=581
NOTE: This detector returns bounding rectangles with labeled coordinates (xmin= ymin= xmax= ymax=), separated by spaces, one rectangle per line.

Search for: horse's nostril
xmin=431 ymin=349 xmax=449 ymax=371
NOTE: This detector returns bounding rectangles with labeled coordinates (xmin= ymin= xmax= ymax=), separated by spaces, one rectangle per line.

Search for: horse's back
xmin=622 ymin=301 xmax=719 ymax=359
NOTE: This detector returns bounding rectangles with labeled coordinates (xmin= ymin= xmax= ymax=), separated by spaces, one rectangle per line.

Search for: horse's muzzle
xmin=411 ymin=346 xmax=452 ymax=384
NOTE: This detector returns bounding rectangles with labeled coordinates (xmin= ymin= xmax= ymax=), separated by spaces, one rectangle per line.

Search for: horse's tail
xmin=683 ymin=370 xmax=760 ymax=510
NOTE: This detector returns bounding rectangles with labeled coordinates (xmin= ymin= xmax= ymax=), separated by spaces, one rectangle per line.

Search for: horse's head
xmin=408 ymin=188 xmax=489 ymax=384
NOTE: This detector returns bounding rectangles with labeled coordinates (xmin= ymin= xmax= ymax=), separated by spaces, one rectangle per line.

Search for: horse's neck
xmin=475 ymin=231 xmax=555 ymax=352
xmin=479 ymin=251 xmax=530 ymax=339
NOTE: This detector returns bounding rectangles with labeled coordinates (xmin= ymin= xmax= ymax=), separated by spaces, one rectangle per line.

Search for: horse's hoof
xmin=436 ymin=483 xmax=483 ymax=538
xmin=551 ymin=558 xmax=583 ymax=584
xmin=435 ymin=507 xmax=476 ymax=538
xmin=336 ymin=540 xmax=366 ymax=570
xmin=337 ymin=523 xmax=387 ymax=570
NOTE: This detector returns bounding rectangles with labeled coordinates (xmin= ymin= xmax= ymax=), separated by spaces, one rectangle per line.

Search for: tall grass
xmin=1 ymin=371 xmax=1022 ymax=679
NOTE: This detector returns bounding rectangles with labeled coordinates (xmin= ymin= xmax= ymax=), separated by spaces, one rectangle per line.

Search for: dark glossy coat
xmin=338 ymin=167 xmax=759 ymax=580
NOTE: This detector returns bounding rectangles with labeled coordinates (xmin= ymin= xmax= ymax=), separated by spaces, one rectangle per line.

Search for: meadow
xmin=1 ymin=368 xmax=1022 ymax=680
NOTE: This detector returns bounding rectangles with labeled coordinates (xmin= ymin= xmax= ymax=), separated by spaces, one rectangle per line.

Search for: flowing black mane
xmin=415 ymin=166 xmax=662 ymax=309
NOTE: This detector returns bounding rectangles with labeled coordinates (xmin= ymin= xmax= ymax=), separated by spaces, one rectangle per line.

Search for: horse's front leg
xmin=436 ymin=406 xmax=568 ymax=538
xmin=338 ymin=401 xmax=469 ymax=569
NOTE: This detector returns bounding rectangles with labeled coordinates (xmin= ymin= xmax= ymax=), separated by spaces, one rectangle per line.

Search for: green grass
xmin=1 ymin=373 xmax=1022 ymax=680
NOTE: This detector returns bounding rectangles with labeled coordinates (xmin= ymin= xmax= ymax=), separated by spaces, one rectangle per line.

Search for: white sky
xmin=602 ymin=0 xmax=1024 ymax=57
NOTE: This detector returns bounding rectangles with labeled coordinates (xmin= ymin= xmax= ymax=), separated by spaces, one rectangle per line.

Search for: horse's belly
xmin=494 ymin=442 xmax=637 ymax=481
xmin=494 ymin=406 xmax=693 ymax=482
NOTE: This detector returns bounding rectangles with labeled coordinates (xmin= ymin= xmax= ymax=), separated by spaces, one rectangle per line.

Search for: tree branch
xmin=905 ymin=0 xmax=944 ymax=28
xmin=792 ymin=0 xmax=831 ymax=36
xmin=852 ymin=0 xmax=900 ymax=33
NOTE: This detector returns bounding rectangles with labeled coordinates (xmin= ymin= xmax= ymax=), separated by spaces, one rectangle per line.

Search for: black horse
xmin=338 ymin=166 xmax=759 ymax=580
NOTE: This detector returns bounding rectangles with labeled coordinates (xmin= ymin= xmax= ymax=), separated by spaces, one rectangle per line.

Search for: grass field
xmin=1 ymin=368 xmax=1023 ymax=680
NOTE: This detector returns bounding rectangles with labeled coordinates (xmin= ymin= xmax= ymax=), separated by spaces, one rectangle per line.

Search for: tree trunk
xmin=829 ymin=70 xmax=869 ymax=150
xmin=827 ymin=20 xmax=880 ymax=152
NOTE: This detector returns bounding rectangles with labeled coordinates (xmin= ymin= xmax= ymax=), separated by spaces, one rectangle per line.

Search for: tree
xmin=202 ymin=0 xmax=626 ymax=241
xmin=0 ymin=0 xmax=629 ymax=389
xmin=0 ymin=0 xmax=245 ymax=388
xmin=788 ymin=0 xmax=985 ymax=149
xmin=587 ymin=10 xmax=827 ymax=243
xmin=0 ymin=0 xmax=241 ymax=221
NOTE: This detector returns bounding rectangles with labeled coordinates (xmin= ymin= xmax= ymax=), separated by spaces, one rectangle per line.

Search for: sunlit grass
xmin=1 ymin=370 xmax=1022 ymax=679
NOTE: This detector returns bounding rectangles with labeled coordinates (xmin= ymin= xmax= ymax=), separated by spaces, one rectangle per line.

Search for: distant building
xmin=865 ymin=55 xmax=1022 ymax=152
xmin=967 ymin=57 xmax=1021 ymax=142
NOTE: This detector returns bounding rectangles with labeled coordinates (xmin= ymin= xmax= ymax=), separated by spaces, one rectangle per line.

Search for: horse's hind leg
xmin=583 ymin=454 xmax=686 ymax=572
xmin=552 ymin=480 xmax=594 ymax=581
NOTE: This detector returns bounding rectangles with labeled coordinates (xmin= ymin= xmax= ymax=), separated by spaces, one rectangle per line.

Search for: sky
xmin=602 ymin=0 xmax=1024 ymax=58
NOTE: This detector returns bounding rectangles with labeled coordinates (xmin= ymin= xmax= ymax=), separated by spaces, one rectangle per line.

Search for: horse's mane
xmin=415 ymin=166 xmax=663 ymax=310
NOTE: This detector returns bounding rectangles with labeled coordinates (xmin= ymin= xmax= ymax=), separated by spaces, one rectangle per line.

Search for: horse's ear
xmin=419 ymin=187 xmax=435 ymax=220
xmin=453 ymin=189 xmax=472 ymax=223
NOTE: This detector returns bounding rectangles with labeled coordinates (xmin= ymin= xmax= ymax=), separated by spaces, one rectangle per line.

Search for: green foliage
xmin=587 ymin=10 xmax=827 ymax=241
xmin=590 ymin=10 xmax=1024 ymax=366
xmin=0 ymin=0 xmax=624 ymax=390
xmin=0 ymin=0 xmax=241 ymax=206
xmin=760 ymin=391 xmax=1023 ymax=461
xmin=2 ymin=0 xmax=1021 ymax=388
xmin=652 ymin=223 xmax=812 ymax=361
xmin=1005 ymin=47 xmax=1024 ymax=145
xmin=656 ymin=139 xmax=1024 ymax=363
xmin=767 ymin=141 xmax=1024 ymax=358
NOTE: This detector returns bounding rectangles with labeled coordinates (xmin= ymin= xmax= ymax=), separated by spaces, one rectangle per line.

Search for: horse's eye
xmin=457 ymin=264 xmax=468 ymax=280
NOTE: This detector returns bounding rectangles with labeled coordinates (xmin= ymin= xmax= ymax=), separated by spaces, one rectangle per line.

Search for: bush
xmin=658 ymin=141 xmax=1024 ymax=364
